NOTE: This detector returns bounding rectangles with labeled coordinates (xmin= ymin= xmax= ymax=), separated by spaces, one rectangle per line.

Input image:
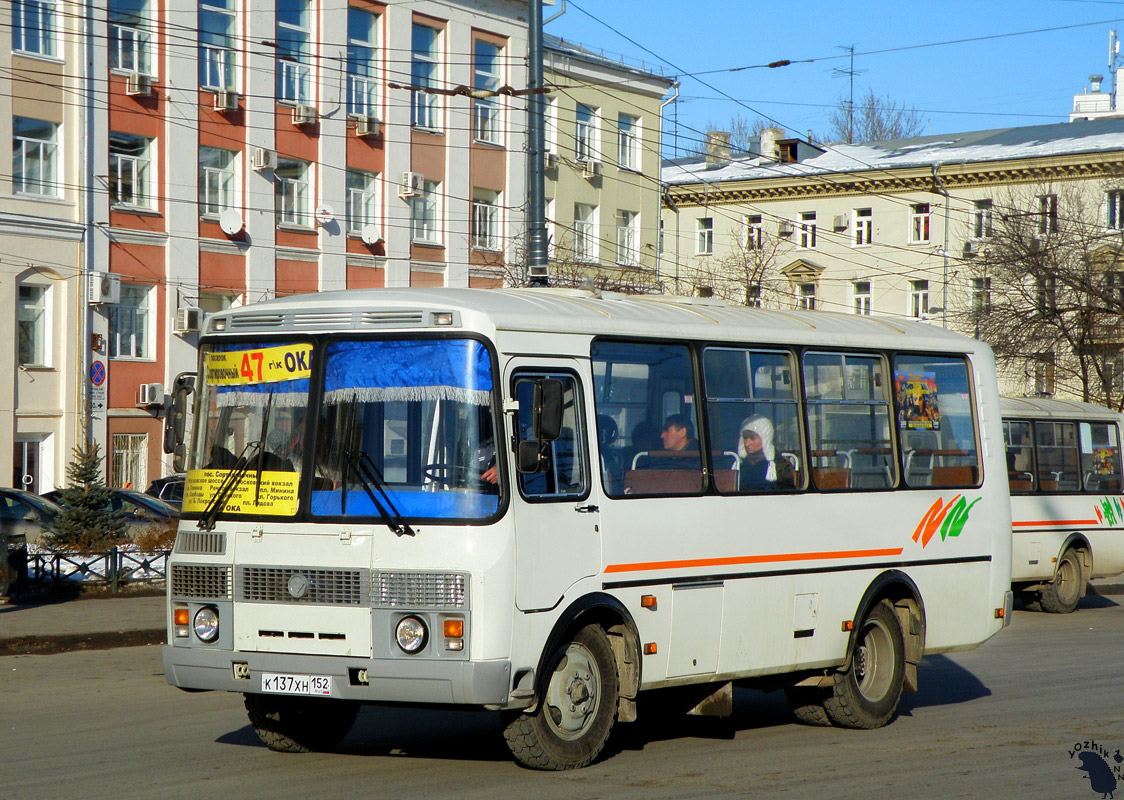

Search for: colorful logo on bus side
xmin=912 ymin=495 xmax=981 ymax=548
xmin=1095 ymin=496 xmax=1124 ymax=526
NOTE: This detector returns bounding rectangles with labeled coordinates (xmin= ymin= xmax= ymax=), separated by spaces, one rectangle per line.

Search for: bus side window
xmin=513 ymin=373 xmax=588 ymax=500
xmin=1079 ymin=421 xmax=1122 ymax=493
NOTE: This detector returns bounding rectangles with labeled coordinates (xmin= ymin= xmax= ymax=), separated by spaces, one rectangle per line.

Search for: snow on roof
xmin=662 ymin=117 xmax=1124 ymax=186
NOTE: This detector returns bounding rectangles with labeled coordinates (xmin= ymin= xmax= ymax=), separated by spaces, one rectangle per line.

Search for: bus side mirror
xmin=172 ymin=444 xmax=187 ymax=474
xmin=534 ymin=379 xmax=563 ymax=442
xmin=516 ymin=440 xmax=545 ymax=474
xmin=164 ymin=372 xmax=196 ymax=456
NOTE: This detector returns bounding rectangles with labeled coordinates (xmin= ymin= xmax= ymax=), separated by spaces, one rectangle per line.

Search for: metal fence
xmin=26 ymin=546 xmax=170 ymax=591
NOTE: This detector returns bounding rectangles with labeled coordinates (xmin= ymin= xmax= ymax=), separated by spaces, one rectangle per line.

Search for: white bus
xmin=1001 ymin=396 xmax=1124 ymax=613
xmin=163 ymin=288 xmax=1012 ymax=770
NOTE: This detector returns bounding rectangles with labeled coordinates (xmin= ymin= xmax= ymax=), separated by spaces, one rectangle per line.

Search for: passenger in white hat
xmin=737 ymin=414 xmax=794 ymax=491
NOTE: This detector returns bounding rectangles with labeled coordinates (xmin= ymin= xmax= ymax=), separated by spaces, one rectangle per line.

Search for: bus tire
xmin=502 ymin=624 xmax=619 ymax=770
xmin=823 ymin=599 xmax=905 ymax=730
xmin=784 ymin=687 xmax=832 ymax=726
xmin=1019 ymin=588 xmax=1043 ymax=612
xmin=1038 ymin=548 xmax=1085 ymax=614
xmin=244 ymin=694 xmax=359 ymax=753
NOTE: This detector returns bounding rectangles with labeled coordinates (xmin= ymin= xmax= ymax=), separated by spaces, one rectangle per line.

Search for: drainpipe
xmin=81 ymin=0 xmax=97 ymax=444
xmin=931 ymin=165 xmax=950 ymax=328
xmin=654 ymin=82 xmax=679 ymax=287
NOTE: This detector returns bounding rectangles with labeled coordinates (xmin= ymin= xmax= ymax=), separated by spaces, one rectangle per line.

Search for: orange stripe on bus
xmin=1012 ymin=519 xmax=1098 ymax=527
xmin=603 ymin=547 xmax=905 ymax=574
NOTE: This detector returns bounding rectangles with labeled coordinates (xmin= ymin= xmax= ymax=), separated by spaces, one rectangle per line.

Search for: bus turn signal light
xmin=443 ymin=619 xmax=464 ymax=638
xmin=640 ymin=595 xmax=657 ymax=609
xmin=174 ymin=608 xmax=190 ymax=626
xmin=643 ymin=643 xmax=657 ymax=655
xmin=841 ymin=620 xmax=854 ymax=632
xmin=995 ymin=607 xmax=1005 ymax=619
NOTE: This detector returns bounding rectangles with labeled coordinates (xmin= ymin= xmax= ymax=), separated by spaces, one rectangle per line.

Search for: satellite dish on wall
xmin=360 ymin=224 xmax=383 ymax=245
xmin=315 ymin=205 xmax=334 ymax=226
xmin=218 ymin=209 xmax=244 ymax=236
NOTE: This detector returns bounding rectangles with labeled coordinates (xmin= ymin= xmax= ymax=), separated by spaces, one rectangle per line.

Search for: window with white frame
xmin=574 ymin=203 xmax=597 ymax=262
xmin=200 ymin=0 xmax=237 ymax=90
xmin=1034 ymin=352 xmax=1055 ymax=396
xmin=346 ymin=169 xmax=378 ymax=236
xmin=853 ymin=208 xmax=873 ymax=246
xmin=18 ymin=284 xmax=48 ymax=366
xmin=799 ymin=212 xmax=817 ymax=249
xmin=971 ymin=277 xmax=991 ymax=314
xmin=411 ymin=24 xmax=440 ymax=129
xmin=197 ymin=290 xmax=241 ymax=314
xmin=746 ymin=283 xmax=762 ymax=307
xmin=576 ymin=104 xmax=597 ymax=163
xmin=1109 ymin=191 xmax=1124 ymax=231
xmin=109 ymin=284 xmax=151 ymax=359
xmin=14 ymin=437 xmax=45 ymax=494
xmin=696 ymin=217 xmax=713 ymax=255
xmin=109 ymin=0 xmax=152 ymax=75
xmin=199 ymin=146 xmax=236 ymax=216
xmin=795 ymin=282 xmax=816 ymax=310
xmin=617 ymin=114 xmax=639 ymax=171
xmin=110 ymin=433 xmax=148 ymax=489
xmin=275 ymin=158 xmax=311 ymax=227
xmin=1107 ymin=352 xmax=1124 ymax=395
xmin=745 ymin=214 xmax=763 ymax=250
xmin=545 ymin=198 xmax=556 ymax=256
xmin=544 ymin=96 xmax=558 ymax=154
xmin=347 ymin=8 xmax=378 ymax=118
xmin=973 ymin=199 xmax=993 ymax=239
xmin=909 ymin=279 xmax=929 ymax=318
xmin=277 ymin=0 xmax=311 ymax=104
xmin=109 ymin=132 xmax=153 ymax=208
xmin=616 ymin=210 xmax=639 ymax=265
xmin=910 ymin=203 xmax=931 ymax=244
xmin=13 ymin=117 xmax=59 ymax=197
xmin=12 ymin=0 xmax=57 ymax=58
xmin=852 ymin=280 xmax=871 ymax=315
xmin=473 ymin=40 xmax=502 ymax=144
xmin=472 ymin=188 xmax=501 ymax=251
xmin=1036 ymin=275 xmax=1057 ymax=315
xmin=1038 ymin=193 xmax=1059 ymax=236
xmin=411 ymin=179 xmax=441 ymax=243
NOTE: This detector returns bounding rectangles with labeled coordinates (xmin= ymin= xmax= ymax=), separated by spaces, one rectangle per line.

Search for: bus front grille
xmin=171 ymin=564 xmax=233 ymax=599
xmin=238 ymin=566 xmax=367 ymax=606
xmin=371 ymin=571 xmax=468 ymax=609
xmin=174 ymin=531 xmax=226 ymax=555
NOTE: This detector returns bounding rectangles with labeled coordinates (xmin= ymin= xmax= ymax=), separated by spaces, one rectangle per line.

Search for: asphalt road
xmin=3 ymin=596 xmax=1124 ymax=800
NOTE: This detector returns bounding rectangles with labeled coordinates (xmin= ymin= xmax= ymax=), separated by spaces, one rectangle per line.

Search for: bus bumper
xmin=162 ymin=646 xmax=511 ymax=706
xmin=1002 ymin=589 xmax=1014 ymax=627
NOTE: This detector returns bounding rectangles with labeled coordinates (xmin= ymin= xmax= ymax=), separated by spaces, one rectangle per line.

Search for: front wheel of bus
xmin=502 ymin=625 xmax=619 ymax=770
xmin=823 ymin=600 xmax=904 ymax=730
xmin=1037 ymin=548 xmax=1085 ymax=614
xmin=244 ymin=694 xmax=359 ymax=753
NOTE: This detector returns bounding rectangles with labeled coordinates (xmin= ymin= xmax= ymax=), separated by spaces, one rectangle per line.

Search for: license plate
xmin=261 ymin=672 xmax=332 ymax=696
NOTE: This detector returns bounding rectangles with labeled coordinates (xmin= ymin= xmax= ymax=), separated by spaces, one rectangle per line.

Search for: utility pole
xmin=526 ymin=0 xmax=549 ymax=286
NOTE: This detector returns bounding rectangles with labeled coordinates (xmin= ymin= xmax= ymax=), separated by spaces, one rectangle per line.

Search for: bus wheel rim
xmin=854 ymin=618 xmax=894 ymax=702
xmin=544 ymin=642 xmax=600 ymax=741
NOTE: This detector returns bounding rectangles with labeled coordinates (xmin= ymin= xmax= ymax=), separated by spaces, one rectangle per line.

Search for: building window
xmin=544 ymin=96 xmax=558 ymax=154
xmin=910 ymin=203 xmax=930 ymax=244
xmin=109 ymin=0 xmax=152 ymax=75
xmin=746 ymin=283 xmax=762 ymax=307
xmin=200 ymin=0 xmax=237 ymax=90
xmin=199 ymin=146 xmax=236 ymax=216
xmin=617 ymin=114 xmax=639 ymax=171
xmin=852 ymin=280 xmax=871 ymax=315
xmin=109 ymin=132 xmax=153 ymax=208
xmin=1036 ymin=275 xmax=1057 ymax=315
xmin=14 ymin=438 xmax=44 ymax=494
xmin=795 ymin=283 xmax=816 ymax=310
xmin=696 ymin=217 xmax=713 ymax=255
xmin=973 ymin=199 xmax=993 ymax=239
xmin=574 ymin=203 xmax=597 ymax=262
xmin=347 ymin=8 xmax=378 ymax=117
xmin=13 ymin=0 xmax=57 ymax=58
xmin=971 ymin=277 xmax=992 ymax=313
xmin=411 ymin=24 xmax=440 ymax=129
xmin=18 ymin=284 xmax=47 ymax=366
xmin=275 ymin=158 xmax=311 ymax=227
xmin=473 ymin=40 xmax=502 ymax=144
xmin=799 ymin=212 xmax=817 ymax=249
xmin=576 ymin=104 xmax=597 ymax=163
xmin=1038 ymin=194 xmax=1059 ymax=236
xmin=745 ymin=214 xmax=763 ymax=250
xmin=13 ymin=117 xmax=59 ymax=197
xmin=616 ymin=210 xmax=639 ymax=265
xmin=277 ymin=0 xmax=311 ymax=104
xmin=1107 ymin=352 xmax=1124 ymax=395
xmin=1109 ymin=191 xmax=1124 ymax=231
xmin=1034 ymin=352 xmax=1055 ymax=396
xmin=411 ymin=179 xmax=440 ymax=243
xmin=346 ymin=169 xmax=378 ymax=236
xmin=109 ymin=284 xmax=151 ymax=359
xmin=910 ymin=279 xmax=929 ymax=318
xmin=853 ymin=208 xmax=873 ymax=246
xmin=472 ymin=188 xmax=501 ymax=251
xmin=198 ymin=290 xmax=241 ymax=314
xmin=545 ymin=197 xmax=556 ymax=257
xmin=111 ymin=433 xmax=148 ymax=489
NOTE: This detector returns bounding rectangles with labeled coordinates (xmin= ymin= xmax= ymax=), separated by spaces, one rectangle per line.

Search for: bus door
xmin=506 ymin=361 xmax=602 ymax=612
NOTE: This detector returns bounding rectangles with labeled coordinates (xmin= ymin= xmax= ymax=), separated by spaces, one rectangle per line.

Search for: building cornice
xmin=275 ymin=246 xmax=320 ymax=263
xmin=199 ymin=238 xmax=249 ymax=257
xmin=104 ymin=225 xmax=168 ymax=247
xmin=0 ymin=213 xmax=84 ymax=242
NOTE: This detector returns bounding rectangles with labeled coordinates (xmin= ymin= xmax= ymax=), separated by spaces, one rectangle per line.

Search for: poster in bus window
xmin=1093 ymin=446 xmax=1118 ymax=475
xmin=894 ymin=371 xmax=940 ymax=431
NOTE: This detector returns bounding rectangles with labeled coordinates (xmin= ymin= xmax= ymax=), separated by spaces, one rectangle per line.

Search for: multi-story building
xmin=662 ymin=118 xmax=1124 ymax=401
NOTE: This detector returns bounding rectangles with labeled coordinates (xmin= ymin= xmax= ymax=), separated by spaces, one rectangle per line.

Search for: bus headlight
xmin=193 ymin=607 xmax=220 ymax=643
xmin=395 ymin=616 xmax=427 ymax=654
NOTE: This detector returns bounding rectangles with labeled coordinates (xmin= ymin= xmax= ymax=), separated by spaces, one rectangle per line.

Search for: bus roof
xmin=1000 ymin=395 xmax=1123 ymax=421
xmin=208 ymin=288 xmax=989 ymax=353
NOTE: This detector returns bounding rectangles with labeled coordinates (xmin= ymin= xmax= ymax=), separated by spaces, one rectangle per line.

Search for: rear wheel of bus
xmin=823 ymin=599 xmax=905 ymax=729
xmin=244 ymin=694 xmax=359 ymax=753
xmin=1036 ymin=547 xmax=1086 ymax=614
xmin=502 ymin=624 xmax=619 ymax=770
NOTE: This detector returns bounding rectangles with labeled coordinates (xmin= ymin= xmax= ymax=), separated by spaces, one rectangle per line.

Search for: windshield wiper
xmin=341 ymin=449 xmax=416 ymax=537
xmin=197 ymin=440 xmax=261 ymax=531
xmin=254 ymin=389 xmax=275 ymax=507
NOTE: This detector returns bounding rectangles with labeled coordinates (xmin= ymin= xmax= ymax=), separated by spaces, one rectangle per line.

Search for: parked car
xmin=43 ymin=487 xmax=179 ymax=543
xmin=145 ymin=474 xmax=185 ymax=509
xmin=0 ymin=487 xmax=63 ymax=546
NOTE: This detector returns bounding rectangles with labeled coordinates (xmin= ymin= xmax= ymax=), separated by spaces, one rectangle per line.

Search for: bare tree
xmin=680 ymin=222 xmax=787 ymax=306
xmin=954 ymin=183 xmax=1124 ymax=409
xmin=820 ymin=90 xmax=924 ymax=145
xmin=501 ymin=230 xmax=663 ymax=294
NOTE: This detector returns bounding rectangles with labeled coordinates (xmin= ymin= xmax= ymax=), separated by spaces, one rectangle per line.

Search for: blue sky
xmin=547 ymin=0 xmax=1124 ymax=153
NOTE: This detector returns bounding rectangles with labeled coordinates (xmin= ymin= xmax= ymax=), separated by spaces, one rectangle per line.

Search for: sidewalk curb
xmin=0 ymin=628 xmax=165 ymax=657
xmin=1088 ymin=583 xmax=1124 ymax=597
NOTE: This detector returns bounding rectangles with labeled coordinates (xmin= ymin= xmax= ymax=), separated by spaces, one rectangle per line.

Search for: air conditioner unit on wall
xmin=251 ymin=147 xmax=276 ymax=171
xmin=175 ymin=307 xmax=203 ymax=334
xmin=398 ymin=171 xmax=424 ymax=198
xmin=137 ymin=382 xmax=165 ymax=407
xmin=88 ymin=272 xmax=121 ymax=305
xmin=963 ymin=240 xmax=981 ymax=257
xmin=292 ymin=104 xmax=317 ymax=125
xmin=214 ymin=90 xmax=239 ymax=112
xmin=778 ymin=221 xmax=794 ymax=236
xmin=356 ymin=116 xmax=380 ymax=137
xmin=582 ymin=160 xmax=602 ymax=179
xmin=126 ymin=73 xmax=152 ymax=96
xmin=833 ymin=214 xmax=849 ymax=231
xmin=545 ymin=151 xmax=559 ymax=170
